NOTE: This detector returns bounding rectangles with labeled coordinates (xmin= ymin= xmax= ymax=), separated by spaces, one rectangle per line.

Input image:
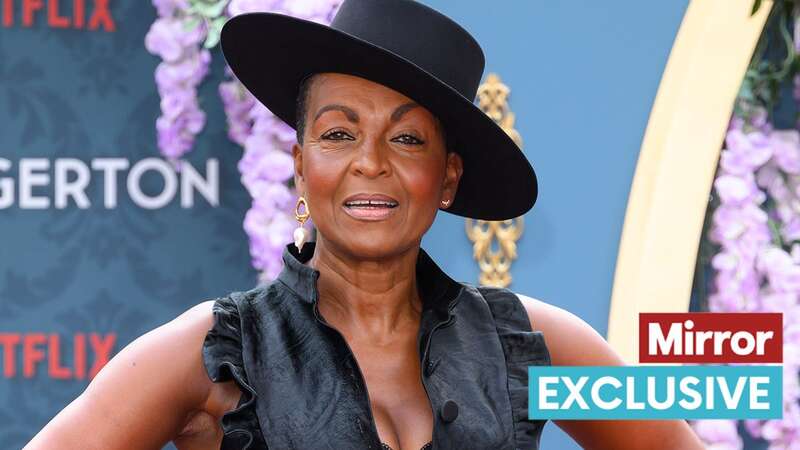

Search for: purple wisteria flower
xmin=771 ymin=131 xmax=800 ymax=175
xmin=706 ymin=107 xmax=800 ymax=447
xmin=152 ymin=0 xmax=190 ymax=18
xmin=145 ymin=2 xmax=211 ymax=165
xmin=693 ymin=419 xmax=743 ymax=450
xmin=221 ymin=0 xmax=343 ymax=280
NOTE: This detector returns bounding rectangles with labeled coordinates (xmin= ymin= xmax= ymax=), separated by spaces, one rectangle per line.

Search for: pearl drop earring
xmin=294 ymin=196 xmax=310 ymax=251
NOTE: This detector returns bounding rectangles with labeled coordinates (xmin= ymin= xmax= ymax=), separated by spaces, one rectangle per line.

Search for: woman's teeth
xmin=342 ymin=199 xmax=399 ymax=221
xmin=344 ymin=200 xmax=398 ymax=208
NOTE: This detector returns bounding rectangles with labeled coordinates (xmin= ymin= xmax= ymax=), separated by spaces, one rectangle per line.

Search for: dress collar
xmin=276 ymin=242 xmax=462 ymax=320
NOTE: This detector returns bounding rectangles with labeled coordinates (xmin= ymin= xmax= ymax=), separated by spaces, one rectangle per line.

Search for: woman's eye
xmin=392 ymin=134 xmax=425 ymax=145
xmin=321 ymin=130 xmax=354 ymax=140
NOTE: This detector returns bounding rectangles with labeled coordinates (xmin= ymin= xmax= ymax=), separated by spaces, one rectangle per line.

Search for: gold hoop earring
xmin=294 ymin=196 xmax=310 ymax=251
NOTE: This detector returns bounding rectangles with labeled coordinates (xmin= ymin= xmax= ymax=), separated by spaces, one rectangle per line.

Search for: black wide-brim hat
xmin=220 ymin=0 xmax=538 ymax=221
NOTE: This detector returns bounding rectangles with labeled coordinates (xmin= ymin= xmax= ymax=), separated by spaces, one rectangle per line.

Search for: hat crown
xmin=330 ymin=0 xmax=485 ymax=100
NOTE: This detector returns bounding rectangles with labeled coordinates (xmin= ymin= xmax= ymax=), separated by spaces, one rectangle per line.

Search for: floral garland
xmin=145 ymin=0 xmax=213 ymax=165
xmin=696 ymin=108 xmax=800 ymax=450
xmin=693 ymin=3 xmax=800 ymax=448
xmin=146 ymin=0 xmax=342 ymax=280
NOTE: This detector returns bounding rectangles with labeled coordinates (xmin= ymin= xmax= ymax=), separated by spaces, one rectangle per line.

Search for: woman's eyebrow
xmin=314 ymin=104 xmax=359 ymax=123
xmin=391 ymin=102 xmax=420 ymax=122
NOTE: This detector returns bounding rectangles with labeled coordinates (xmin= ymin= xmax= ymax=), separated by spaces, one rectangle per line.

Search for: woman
xmin=26 ymin=0 xmax=704 ymax=449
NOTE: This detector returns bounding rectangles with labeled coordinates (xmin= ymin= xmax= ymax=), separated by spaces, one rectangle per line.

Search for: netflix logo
xmin=0 ymin=332 xmax=116 ymax=380
xmin=2 ymin=0 xmax=115 ymax=31
xmin=639 ymin=313 xmax=783 ymax=364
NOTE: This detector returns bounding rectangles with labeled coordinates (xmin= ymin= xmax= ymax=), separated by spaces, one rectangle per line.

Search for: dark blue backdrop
xmin=0 ymin=2 xmax=256 ymax=448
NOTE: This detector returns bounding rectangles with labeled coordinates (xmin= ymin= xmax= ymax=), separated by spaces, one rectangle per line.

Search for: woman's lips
xmin=342 ymin=194 xmax=399 ymax=221
xmin=342 ymin=201 xmax=398 ymax=221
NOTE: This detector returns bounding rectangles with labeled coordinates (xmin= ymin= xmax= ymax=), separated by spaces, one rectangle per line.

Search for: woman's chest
xmin=248 ymin=311 xmax=517 ymax=449
xmin=352 ymin=338 xmax=434 ymax=450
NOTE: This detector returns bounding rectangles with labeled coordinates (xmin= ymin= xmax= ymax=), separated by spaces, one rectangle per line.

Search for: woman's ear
xmin=442 ymin=151 xmax=463 ymax=208
xmin=292 ymin=142 xmax=305 ymax=193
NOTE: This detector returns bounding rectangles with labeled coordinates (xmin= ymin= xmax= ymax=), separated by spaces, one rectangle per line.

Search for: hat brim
xmin=220 ymin=12 xmax=538 ymax=221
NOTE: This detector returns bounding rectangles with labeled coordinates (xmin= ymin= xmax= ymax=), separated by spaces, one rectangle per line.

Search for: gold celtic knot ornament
xmin=465 ymin=73 xmax=525 ymax=288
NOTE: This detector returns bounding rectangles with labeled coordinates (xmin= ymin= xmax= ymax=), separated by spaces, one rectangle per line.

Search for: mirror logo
xmin=529 ymin=313 xmax=783 ymax=420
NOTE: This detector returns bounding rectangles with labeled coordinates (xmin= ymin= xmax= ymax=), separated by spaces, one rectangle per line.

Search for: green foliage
xmin=205 ymin=16 xmax=227 ymax=48
xmin=189 ymin=0 xmax=228 ymax=18
xmin=186 ymin=0 xmax=229 ymax=49
xmin=752 ymin=0 xmax=764 ymax=16
xmin=739 ymin=0 xmax=799 ymax=126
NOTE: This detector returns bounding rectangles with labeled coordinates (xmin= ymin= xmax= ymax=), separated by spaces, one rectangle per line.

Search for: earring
xmin=294 ymin=196 xmax=310 ymax=251
xmin=441 ymin=199 xmax=451 ymax=207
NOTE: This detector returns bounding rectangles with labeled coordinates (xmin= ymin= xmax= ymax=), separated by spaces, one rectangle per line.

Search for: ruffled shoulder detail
xmin=202 ymin=291 xmax=268 ymax=450
xmin=478 ymin=286 xmax=550 ymax=450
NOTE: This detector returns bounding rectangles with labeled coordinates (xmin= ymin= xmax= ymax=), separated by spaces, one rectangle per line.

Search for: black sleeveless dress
xmin=202 ymin=242 xmax=551 ymax=449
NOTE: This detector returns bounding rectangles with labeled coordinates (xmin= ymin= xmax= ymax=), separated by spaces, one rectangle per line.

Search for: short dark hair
xmin=295 ymin=74 xmax=319 ymax=145
xmin=294 ymin=74 xmax=452 ymax=154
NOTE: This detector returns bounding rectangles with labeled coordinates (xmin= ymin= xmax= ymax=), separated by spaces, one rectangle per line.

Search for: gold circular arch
xmin=606 ymin=0 xmax=773 ymax=363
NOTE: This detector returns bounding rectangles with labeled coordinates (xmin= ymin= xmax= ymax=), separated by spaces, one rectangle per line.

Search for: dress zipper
xmin=418 ymin=297 xmax=460 ymax=450
xmin=421 ymin=313 xmax=456 ymax=371
xmin=313 ymin=301 xmax=383 ymax=449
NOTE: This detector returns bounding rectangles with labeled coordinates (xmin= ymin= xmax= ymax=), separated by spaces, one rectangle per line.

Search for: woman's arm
xmin=517 ymin=294 xmax=705 ymax=450
xmin=24 ymin=301 xmax=222 ymax=450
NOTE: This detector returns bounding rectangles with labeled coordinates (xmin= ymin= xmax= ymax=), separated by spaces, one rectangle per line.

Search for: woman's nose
xmin=350 ymin=137 xmax=392 ymax=178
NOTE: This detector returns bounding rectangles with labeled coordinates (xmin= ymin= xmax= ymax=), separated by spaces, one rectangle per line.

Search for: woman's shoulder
xmin=510 ymin=292 xmax=626 ymax=367
xmin=462 ymin=284 xmax=625 ymax=366
xmin=123 ymin=299 xmax=241 ymax=415
xmin=93 ymin=297 xmax=244 ymax=419
xmin=102 ymin=299 xmax=222 ymax=407
xmin=24 ymin=299 xmax=234 ymax=448
xmin=460 ymin=284 xmax=569 ymax=333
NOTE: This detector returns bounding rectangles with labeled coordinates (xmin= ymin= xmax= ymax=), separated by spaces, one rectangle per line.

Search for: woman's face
xmin=292 ymin=73 xmax=463 ymax=260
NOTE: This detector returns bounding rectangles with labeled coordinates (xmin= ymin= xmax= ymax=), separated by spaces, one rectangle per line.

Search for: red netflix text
xmin=0 ymin=332 xmax=116 ymax=380
xmin=1 ymin=0 xmax=115 ymax=31
xmin=639 ymin=313 xmax=783 ymax=364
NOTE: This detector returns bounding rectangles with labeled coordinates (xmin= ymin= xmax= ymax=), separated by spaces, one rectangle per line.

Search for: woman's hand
xmin=517 ymin=294 xmax=706 ymax=450
xmin=23 ymin=301 xmax=221 ymax=450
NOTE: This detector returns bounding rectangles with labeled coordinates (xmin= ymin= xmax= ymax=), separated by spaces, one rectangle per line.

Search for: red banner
xmin=639 ymin=313 xmax=783 ymax=363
